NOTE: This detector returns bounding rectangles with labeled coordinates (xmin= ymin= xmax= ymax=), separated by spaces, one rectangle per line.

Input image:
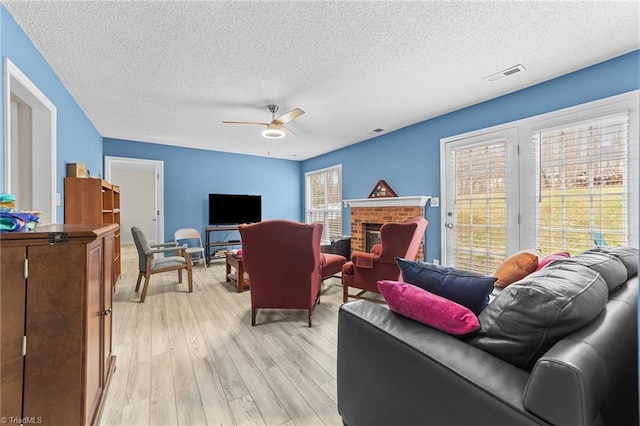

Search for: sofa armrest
xmin=338 ymin=300 xmax=545 ymax=426
xmin=524 ymin=278 xmax=639 ymax=426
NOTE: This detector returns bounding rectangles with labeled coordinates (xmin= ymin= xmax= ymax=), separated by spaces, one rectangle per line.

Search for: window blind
xmin=534 ymin=113 xmax=629 ymax=255
xmin=451 ymin=140 xmax=507 ymax=275
xmin=306 ymin=165 xmax=342 ymax=244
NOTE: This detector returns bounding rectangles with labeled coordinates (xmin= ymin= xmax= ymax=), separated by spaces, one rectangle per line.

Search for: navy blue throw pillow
xmin=396 ymin=258 xmax=497 ymax=315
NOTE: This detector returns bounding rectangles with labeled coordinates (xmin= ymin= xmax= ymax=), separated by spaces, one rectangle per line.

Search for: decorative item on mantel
xmin=344 ymin=180 xmax=430 ymax=208
xmin=368 ymin=180 xmax=398 ymax=198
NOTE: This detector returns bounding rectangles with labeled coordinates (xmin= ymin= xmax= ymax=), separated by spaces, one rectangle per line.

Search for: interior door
xmin=441 ymin=128 xmax=519 ymax=274
xmin=106 ymin=158 xmax=163 ymax=245
xmin=5 ymin=59 xmax=57 ymax=224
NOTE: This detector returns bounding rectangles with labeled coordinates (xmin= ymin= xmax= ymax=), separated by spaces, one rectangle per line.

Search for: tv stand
xmin=204 ymin=225 xmax=241 ymax=264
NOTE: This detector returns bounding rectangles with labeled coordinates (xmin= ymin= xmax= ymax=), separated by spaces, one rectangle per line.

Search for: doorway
xmin=3 ymin=58 xmax=57 ymax=224
xmin=441 ymin=128 xmax=519 ymax=274
xmin=105 ymin=157 xmax=164 ymax=245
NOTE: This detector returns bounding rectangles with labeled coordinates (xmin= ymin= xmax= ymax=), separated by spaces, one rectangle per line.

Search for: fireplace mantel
xmin=343 ymin=196 xmax=431 ymax=208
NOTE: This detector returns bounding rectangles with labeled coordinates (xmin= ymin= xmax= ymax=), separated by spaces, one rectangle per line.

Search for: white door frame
xmin=440 ymin=127 xmax=519 ymax=268
xmin=3 ymin=58 xmax=57 ymax=224
xmin=105 ymin=156 xmax=164 ymax=243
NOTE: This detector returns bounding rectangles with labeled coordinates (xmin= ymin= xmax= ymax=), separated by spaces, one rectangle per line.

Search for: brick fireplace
xmin=344 ymin=196 xmax=430 ymax=261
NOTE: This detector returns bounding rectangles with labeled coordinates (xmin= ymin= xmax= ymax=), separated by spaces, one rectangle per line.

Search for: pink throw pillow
xmin=535 ymin=251 xmax=570 ymax=271
xmin=377 ymin=280 xmax=480 ymax=335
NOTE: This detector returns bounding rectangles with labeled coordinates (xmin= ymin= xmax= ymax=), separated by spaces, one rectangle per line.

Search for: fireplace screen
xmin=365 ymin=223 xmax=382 ymax=252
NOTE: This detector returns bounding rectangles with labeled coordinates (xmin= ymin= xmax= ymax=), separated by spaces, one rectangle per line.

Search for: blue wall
xmin=103 ymin=138 xmax=302 ymax=241
xmin=0 ymin=5 xmax=103 ymax=219
xmin=302 ymin=50 xmax=640 ymax=262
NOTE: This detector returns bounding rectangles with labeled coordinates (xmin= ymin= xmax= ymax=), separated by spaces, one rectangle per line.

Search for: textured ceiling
xmin=3 ymin=1 xmax=639 ymax=160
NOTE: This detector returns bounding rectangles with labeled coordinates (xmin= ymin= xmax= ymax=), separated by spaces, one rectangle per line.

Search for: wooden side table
xmin=225 ymin=253 xmax=249 ymax=293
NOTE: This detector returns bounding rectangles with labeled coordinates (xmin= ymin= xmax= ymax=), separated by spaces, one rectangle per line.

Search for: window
xmin=442 ymin=91 xmax=638 ymax=271
xmin=534 ymin=113 xmax=630 ymax=254
xmin=305 ymin=165 xmax=342 ymax=244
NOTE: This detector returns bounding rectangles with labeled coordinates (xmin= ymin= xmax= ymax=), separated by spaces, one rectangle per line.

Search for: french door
xmin=442 ymin=128 xmax=519 ymax=274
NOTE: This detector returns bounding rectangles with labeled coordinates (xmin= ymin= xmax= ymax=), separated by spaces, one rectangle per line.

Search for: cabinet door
xmin=85 ymin=241 xmax=104 ymax=425
xmin=0 ymin=246 xmax=26 ymax=418
xmin=23 ymin=243 xmax=86 ymax=425
xmin=102 ymin=233 xmax=115 ymax=386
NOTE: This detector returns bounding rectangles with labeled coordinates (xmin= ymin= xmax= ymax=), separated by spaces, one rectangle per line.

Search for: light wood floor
xmin=98 ymin=245 xmax=354 ymax=426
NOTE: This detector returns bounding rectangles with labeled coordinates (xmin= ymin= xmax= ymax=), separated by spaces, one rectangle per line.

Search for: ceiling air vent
xmin=485 ymin=64 xmax=526 ymax=82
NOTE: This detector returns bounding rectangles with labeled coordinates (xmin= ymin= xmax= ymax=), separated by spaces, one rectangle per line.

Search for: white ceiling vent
xmin=485 ymin=64 xmax=526 ymax=82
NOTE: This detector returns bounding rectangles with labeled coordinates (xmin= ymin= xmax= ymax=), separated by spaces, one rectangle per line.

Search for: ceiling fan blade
xmin=272 ymin=108 xmax=305 ymax=125
xmin=281 ymin=125 xmax=297 ymax=137
xmin=222 ymin=120 xmax=269 ymax=126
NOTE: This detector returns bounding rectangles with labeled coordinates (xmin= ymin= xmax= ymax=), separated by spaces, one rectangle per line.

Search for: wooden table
xmin=226 ymin=253 xmax=249 ymax=293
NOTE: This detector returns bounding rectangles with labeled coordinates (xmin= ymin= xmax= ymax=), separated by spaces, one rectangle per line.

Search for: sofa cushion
xmin=494 ymin=249 xmax=540 ymax=287
xmin=561 ymin=250 xmax=627 ymax=293
xmin=589 ymin=246 xmax=639 ymax=279
xmin=396 ymin=259 xmax=496 ymax=315
xmin=466 ymin=261 xmax=608 ymax=370
xmin=535 ymin=251 xmax=570 ymax=271
xmin=377 ymin=280 xmax=480 ymax=335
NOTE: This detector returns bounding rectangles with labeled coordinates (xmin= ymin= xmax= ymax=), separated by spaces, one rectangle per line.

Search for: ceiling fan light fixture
xmin=261 ymin=128 xmax=285 ymax=139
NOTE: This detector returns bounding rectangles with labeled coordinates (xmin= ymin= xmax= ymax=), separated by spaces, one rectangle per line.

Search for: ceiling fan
xmin=223 ymin=104 xmax=305 ymax=139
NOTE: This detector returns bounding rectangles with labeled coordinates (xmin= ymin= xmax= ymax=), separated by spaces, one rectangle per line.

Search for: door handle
xmin=445 ymin=223 xmax=454 ymax=229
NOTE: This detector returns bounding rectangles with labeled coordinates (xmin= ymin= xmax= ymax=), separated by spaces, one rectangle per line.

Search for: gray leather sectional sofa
xmin=337 ymin=248 xmax=638 ymax=426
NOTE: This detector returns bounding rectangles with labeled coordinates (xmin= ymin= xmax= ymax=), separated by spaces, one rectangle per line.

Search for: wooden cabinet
xmin=0 ymin=224 xmax=117 ymax=426
xmin=64 ymin=177 xmax=121 ymax=284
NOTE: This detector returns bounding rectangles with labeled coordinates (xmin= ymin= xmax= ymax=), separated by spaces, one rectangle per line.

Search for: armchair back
xmin=239 ymin=219 xmax=323 ymax=326
xmin=341 ymin=216 xmax=428 ymax=302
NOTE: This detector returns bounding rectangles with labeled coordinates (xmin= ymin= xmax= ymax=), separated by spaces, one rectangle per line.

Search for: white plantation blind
xmin=306 ymin=165 xmax=342 ymax=244
xmin=534 ymin=113 xmax=630 ymax=254
xmin=443 ymin=92 xmax=638 ymax=270
xmin=450 ymin=140 xmax=508 ymax=275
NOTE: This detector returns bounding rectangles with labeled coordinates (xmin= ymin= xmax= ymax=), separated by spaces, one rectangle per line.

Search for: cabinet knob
xmin=100 ymin=308 xmax=112 ymax=316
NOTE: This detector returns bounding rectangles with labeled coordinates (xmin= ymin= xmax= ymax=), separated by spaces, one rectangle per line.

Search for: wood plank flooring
xmin=98 ymin=246 xmax=354 ymax=426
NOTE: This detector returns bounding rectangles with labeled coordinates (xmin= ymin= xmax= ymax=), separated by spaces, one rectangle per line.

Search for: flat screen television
xmin=208 ymin=193 xmax=262 ymax=225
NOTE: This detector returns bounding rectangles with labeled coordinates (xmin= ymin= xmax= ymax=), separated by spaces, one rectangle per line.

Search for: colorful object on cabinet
xmin=0 ymin=193 xmax=17 ymax=211
xmin=0 ymin=211 xmax=39 ymax=232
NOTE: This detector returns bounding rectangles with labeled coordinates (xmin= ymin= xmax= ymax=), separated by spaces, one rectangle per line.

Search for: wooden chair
xmin=131 ymin=226 xmax=193 ymax=302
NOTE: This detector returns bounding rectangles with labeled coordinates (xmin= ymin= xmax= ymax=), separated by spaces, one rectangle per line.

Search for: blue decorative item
xmin=0 ymin=211 xmax=39 ymax=232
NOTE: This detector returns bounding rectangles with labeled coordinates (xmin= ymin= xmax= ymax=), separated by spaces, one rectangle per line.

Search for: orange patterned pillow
xmin=494 ymin=249 xmax=540 ymax=287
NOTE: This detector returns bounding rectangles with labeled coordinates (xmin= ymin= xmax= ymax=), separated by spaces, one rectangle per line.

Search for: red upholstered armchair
xmin=238 ymin=220 xmax=323 ymax=327
xmin=342 ymin=217 xmax=428 ymax=302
